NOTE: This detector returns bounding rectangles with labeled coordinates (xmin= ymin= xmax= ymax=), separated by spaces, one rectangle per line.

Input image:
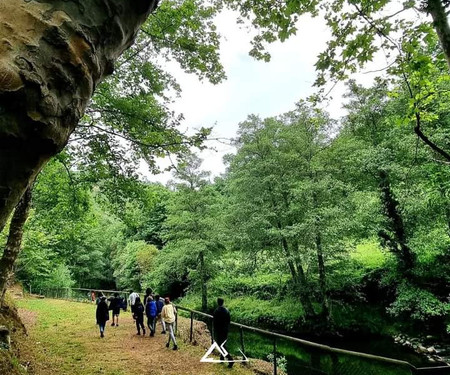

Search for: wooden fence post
xmin=273 ymin=338 xmax=277 ymax=375
xmin=175 ymin=311 xmax=178 ymax=335
xmin=240 ymin=326 xmax=245 ymax=354
xmin=190 ymin=311 xmax=194 ymax=342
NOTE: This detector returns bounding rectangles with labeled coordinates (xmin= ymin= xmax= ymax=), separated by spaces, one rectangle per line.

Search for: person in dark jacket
xmin=96 ymin=296 xmax=109 ymax=338
xmin=213 ymin=298 xmax=233 ymax=367
xmin=145 ymin=295 xmax=157 ymax=336
xmin=133 ymin=297 xmax=146 ymax=335
xmin=109 ymin=292 xmax=121 ymax=327
xmin=154 ymin=294 xmax=166 ymax=334
xmin=95 ymin=291 xmax=104 ymax=305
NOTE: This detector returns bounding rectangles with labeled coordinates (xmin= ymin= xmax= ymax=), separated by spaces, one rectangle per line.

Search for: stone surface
xmin=0 ymin=0 xmax=159 ymax=232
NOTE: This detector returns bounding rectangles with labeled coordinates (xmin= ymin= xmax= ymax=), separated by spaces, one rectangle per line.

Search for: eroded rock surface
xmin=0 ymin=0 xmax=158 ymax=231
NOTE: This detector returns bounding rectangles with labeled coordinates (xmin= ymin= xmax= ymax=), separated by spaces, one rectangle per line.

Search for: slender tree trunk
xmin=426 ymin=0 xmax=450 ymax=69
xmin=199 ymin=251 xmax=208 ymax=312
xmin=315 ymin=222 xmax=330 ymax=320
xmin=378 ymin=170 xmax=415 ymax=272
xmin=289 ymin=240 xmax=315 ymax=318
xmin=437 ymin=184 xmax=450 ymax=238
xmin=445 ymin=203 xmax=450 ymax=238
xmin=0 ymin=188 xmax=32 ymax=304
xmin=281 ymin=236 xmax=299 ymax=281
xmin=296 ymin=261 xmax=315 ymax=319
xmin=312 ymin=190 xmax=330 ymax=322
xmin=0 ymin=0 xmax=159 ymax=233
xmin=280 ymin=237 xmax=315 ymax=318
xmin=269 ymin=184 xmax=315 ymax=317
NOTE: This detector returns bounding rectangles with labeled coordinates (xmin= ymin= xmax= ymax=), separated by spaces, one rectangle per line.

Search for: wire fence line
xmin=30 ymin=287 xmax=450 ymax=375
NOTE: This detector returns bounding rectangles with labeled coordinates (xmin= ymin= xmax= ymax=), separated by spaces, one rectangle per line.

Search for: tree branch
xmin=414 ymin=112 xmax=450 ymax=161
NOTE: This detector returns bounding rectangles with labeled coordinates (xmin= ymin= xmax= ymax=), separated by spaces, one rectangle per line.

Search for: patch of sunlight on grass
xmin=351 ymin=240 xmax=386 ymax=269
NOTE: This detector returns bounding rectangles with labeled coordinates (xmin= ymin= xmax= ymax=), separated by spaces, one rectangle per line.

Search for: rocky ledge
xmin=394 ymin=334 xmax=450 ymax=366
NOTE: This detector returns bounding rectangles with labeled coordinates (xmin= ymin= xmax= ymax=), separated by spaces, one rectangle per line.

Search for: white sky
xmin=142 ymin=9 xmax=394 ymax=184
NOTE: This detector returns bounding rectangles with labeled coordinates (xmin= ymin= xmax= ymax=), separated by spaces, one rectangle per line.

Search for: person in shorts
xmin=109 ymin=292 xmax=121 ymax=326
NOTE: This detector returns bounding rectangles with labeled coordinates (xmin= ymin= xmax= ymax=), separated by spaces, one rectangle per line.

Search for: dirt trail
xmin=16 ymin=298 xmax=255 ymax=375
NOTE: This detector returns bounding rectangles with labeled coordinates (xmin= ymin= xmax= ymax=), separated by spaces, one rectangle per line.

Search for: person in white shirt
xmin=128 ymin=290 xmax=140 ymax=317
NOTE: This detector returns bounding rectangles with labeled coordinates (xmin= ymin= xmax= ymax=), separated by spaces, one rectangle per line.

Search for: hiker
xmin=96 ymin=295 xmax=109 ymax=338
xmin=95 ymin=291 xmax=104 ymax=305
xmin=155 ymin=294 xmax=166 ymax=334
xmin=109 ymin=292 xmax=121 ymax=327
xmin=133 ymin=296 xmax=146 ymax=335
xmin=213 ymin=297 xmax=233 ymax=367
xmin=128 ymin=290 xmax=140 ymax=317
xmin=143 ymin=287 xmax=153 ymax=305
xmin=161 ymin=297 xmax=178 ymax=350
xmin=145 ymin=295 xmax=157 ymax=336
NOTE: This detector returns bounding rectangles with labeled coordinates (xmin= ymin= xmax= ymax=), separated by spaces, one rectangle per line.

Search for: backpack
xmin=146 ymin=301 xmax=157 ymax=318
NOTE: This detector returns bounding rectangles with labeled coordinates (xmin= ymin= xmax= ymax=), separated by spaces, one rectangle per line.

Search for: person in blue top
xmin=145 ymin=295 xmax=157 ymax=336
xmin=154 ymin=294 xmax=166 ymax=334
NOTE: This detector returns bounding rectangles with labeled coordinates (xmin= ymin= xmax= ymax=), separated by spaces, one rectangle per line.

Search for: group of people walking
xmin=95 ymin=288 xmax=178 ymax=350
xmin=95 ymin=289 xmax=234 ymax=364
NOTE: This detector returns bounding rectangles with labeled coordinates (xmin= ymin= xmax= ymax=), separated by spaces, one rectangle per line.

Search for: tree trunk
xmin=199 ymin=251 xmax=208 ymax=312
xmin=0 ymin=187 xmax=32 ymax=303
xmin=269 ymin=184 xmax=315 ymax=317
xmin=296 ymin=260 xmax=315 ymax=319
xmin=312 ymin=189 xmax=330 ymax=322
xmin=0 ymin=0 xmax=159 ymax=233
xmin=280 ymin=238 xmax=315 ymax=318
xmin=288 ymin=240 xmax=315 ymax=318
xmin=426 ymin=0 xmax=450 ymax=69
xmin=315 ymin=222 xmax=330 ymax=321
xmin=378 ymin=170 xmax=415 ymax=272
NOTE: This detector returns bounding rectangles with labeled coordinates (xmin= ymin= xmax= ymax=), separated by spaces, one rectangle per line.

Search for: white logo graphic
xmin=200 ymin=340 xmax=249 ymax=363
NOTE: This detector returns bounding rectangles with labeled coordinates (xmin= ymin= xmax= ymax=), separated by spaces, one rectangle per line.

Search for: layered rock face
xmin=0 ymin=0 xmax=158 ymax=230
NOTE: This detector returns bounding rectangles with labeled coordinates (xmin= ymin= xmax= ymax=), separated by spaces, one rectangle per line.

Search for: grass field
xmin=16 ymin=297 xmax=256 ymax=375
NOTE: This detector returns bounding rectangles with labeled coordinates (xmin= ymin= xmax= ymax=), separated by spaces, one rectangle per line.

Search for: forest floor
xmin=14 ymin=297 xmax=263 ymax=375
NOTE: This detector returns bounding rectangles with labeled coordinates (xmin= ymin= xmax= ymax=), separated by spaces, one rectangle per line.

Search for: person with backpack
xmin=133 ymin=296 xmax=146 ymax=335
xmin=161 ymin=297 xmax=177 ymax=350
xmin=109 ymin=292 xmax=121 ymax=327
xmin=96 ymin=295 xmax=109 ymax=338
xmin=154 ymin=294 xmax=166 ymax=334
xmin=145 ymin=295 xmax=157 ymax=336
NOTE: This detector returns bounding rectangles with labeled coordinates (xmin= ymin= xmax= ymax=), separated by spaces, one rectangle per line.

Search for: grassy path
xmin=16 ymin=298 xmax=254 ymax=375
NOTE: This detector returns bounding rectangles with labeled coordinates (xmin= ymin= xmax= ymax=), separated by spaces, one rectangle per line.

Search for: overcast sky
xmin=142 ymin=10 xmax=385 ymax=184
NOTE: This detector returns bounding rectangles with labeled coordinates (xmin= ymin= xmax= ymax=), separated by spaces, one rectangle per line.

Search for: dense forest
xmin=1 ymin=0 xmax=450 ymax=350
xmin=5 ymin=57 xmax=450 ymax=340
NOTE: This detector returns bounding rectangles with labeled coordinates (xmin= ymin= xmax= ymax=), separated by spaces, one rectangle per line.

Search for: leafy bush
xmin=267 ymin=353 xmax=288 ymax=373
xmin=387 ymin=283 xmax=450 ymax=321
xmin=113 ymin=241 xmax=158 ymax=290
xmin=179 ymin=294 xmax=304 ymax=331
xmin=39 ymin=263 xmax=74 ymax=289
xmin=209 ymin=273 xmax=290 ymax=300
